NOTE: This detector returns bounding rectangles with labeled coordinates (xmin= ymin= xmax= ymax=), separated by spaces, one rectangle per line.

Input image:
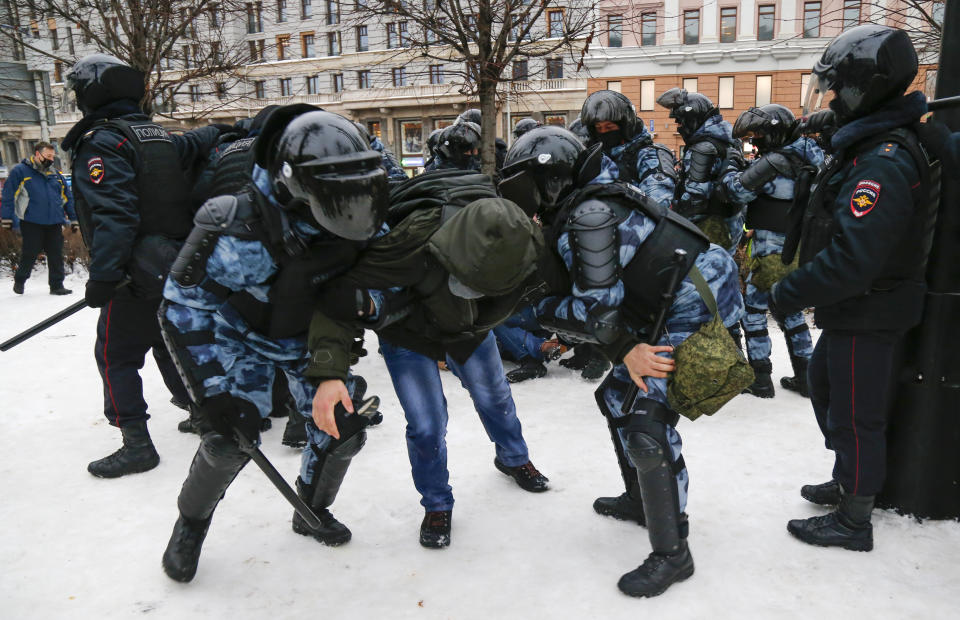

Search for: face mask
xmin=463 ymin=155 xmax=481 ymax=171
xmin=598 ymin=130 xmax=624 ymax=151
xmin=38 ymin=157 xmax=53 ymax=170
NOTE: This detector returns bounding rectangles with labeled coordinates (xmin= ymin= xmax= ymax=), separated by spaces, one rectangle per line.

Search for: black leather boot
xmin=594 ymin=480 xmax=646 ymax=526
xmin=781 ymin=356 xmax=811 ymax=397
xmin=801 ymin=479 xmax=842 ymax=506
xmin=162 ymin=433 xmax=250 ymax=582
xmin=291 ymin=431 xmax=366 ymax=546
xmin=506 ymin=358 xmax=548 ymax=383
xmin=787 ymin=491 xmax=874 ymax=551
xmin=88 ymin=420 xmax=160 ymax=478
xmin=743 ymin=359 xmax=775 ymax=399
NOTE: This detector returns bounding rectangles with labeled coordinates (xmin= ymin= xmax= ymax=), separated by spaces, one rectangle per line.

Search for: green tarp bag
xmin=747 ymin=251 xmax=798 ymax=292
xmin=667 ymin=267 xmax=753 ymax=421
xmin=697 ymin=215 xmax=732 ymax=251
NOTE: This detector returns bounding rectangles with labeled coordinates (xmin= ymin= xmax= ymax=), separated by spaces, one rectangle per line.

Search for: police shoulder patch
xmin=850 ymin=179 xmax=880 ymax=218
xmin=87 ymin=157 xmax=104 ymax=185
xmin=877 ymin=142 xmax=899 ymax=158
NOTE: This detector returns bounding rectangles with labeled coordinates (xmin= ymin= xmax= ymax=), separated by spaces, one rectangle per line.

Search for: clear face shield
xmin=802 ymin=73 xmax=832 ymax=116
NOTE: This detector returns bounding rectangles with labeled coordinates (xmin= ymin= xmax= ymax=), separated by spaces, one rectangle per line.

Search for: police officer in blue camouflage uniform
xmin=724 ymin=105 xmax=824 ymax=398
xmin=501 ymin=126 xmax=744 ymax=597
xmin=353 ymin=121 xmax=407 ymax=182
xmin=657 ymin=89 xmax=748 ymax=254
xmin=771 ymin=25 xmax=939 ymax=552
xmin=158 ymin=107 xmax=389 ymax=583
xmin=580 ymin=90 xmax=677 ymax=209
xmin=60 ymin=54 xmax=221 ymax=478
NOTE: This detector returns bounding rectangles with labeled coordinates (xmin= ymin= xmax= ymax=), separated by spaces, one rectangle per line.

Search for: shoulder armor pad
xmin=568 ymin=199 xmax=619 ymax=231
xmin=195 ymin=194 xmax=239 ymax=231
xmin=689 ymin=141 xmax=719 ymax=156
xmin=687 ymin=142 xmax=720 ymax=183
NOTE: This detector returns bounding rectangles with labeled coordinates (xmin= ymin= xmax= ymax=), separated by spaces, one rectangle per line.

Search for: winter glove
xmin=799 ymin=110 xmax=837 ymax=137
xmin=317 ymin=282 xmax=375 ymax=322
xmin=199 ymin=392 xmax=263 ymax=445
xmin=85 ymin=279 xmax=121 ymax=308
xmin=328 ymin=397 xmax=378 ymax=449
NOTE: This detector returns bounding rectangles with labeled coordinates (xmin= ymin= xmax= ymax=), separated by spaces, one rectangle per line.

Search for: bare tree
xmin=346 ymin=0 xmax=597 ymax=175
xmin=863 ymin=0 xmax=943 ymax=62
xmin=0 ymin=0 xmax=251 ymax=118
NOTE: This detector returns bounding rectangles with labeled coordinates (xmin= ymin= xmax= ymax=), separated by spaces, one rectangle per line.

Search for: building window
xmin=356 ymin=25 xmax=368 ymax=51
xmin=756 ymin=75 xmax=772 ymax=106
xmin=392 ymin=67 xmax=407 ymax=87
xmin=306 ymin=75 xmax=318 ymax=94
xmin=183 ymin=45 xmax=192 ymax=68
xmin=302 ymin=0 xmax=312 ymax=19
xmin=357 ymin=70 xmax=370 ymax=89
xmin=720 ymin=7 xmax=736 ymax=43
xmin=280 ymin=77 xmax=292 ymax=96
xmin=801 ymin=73 xmax=811 ymax=106
xmin=803 ymin=2 xmax=821 ymax=38
xmin=332 ymin=73 xmax=344 ymax=92
xmin=277 ymin=0 xmax=287 ymax=22
xmin=249 ymin=39 xmax=265 ymax=62
xmin=512 ymin=60 xmax=528 ymax=81
xmin=683 ymin=9 xmax=700 ymax=45
xmin=924 ymin=69 xmax=938 ymax=100
xmin=718 ymin=76 xmax=734 ymax=108
xmin=547 ymin=10 xmax=563 ymax=38
xmin=277 ymin=35 xmax=290 ymax=60
xmin=247 ymin=3 xmax=263 ymax=33
xmin=326 ymin=0 xmax=339 ymax=24
xmin=640 ymin=79 xmax=655 ymax=111
xmin=386 ymin=23 xmax=397 ymax=48
xmin=607 ymin=15 xmax=622 ymax=48
xmin=606 ymin=80 xmax=622 ymax=93
xmin=209 ymin=4 xmax=222 ymax=27
xmin=843 ymin=0 xmax=861 ymax=30
xmin=328 ymin=31 xmax=340 ymax=55
xmin=66 ymin=26 xmax=74 ymax=55
xmin=302 ymin=33 xmax=315 ymax=57
xmin=211 ymin=41 xmax=222 ymax=65
xmin=254 ymin=80 xmax=266 ymax=98
xmin=546 ymin=58 xmax=563 ymax=80
xmin=399 ymin=21 xmax=409 ymax=46
xmin=429 ymin=65 xmax=444 ymax=84
xmin=50 ymin=26 xmax=59 ymax=50
xmin=641 ymin=12 xmax=656 ymax=46
xmin=544 ymin=114 xmax=566 ymax=127
xmin=758 ymin=5 xmax=775 ymax=41
xmin=400 ymin=121 xmax=423 ymax=156
xmin=53 ymin=61 xmax=63 ymax=83
xmin=683 ymin=77 xmax=698 ymax=93
xmin=190 ymin=85 xmax=202 ymax=102
xmin=216 ymin=82 xmax=227 ymax=100
xmin=161 ymin=55 xmax=173 ymax=70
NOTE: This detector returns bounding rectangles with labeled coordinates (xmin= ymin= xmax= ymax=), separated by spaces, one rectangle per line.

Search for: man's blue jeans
xmin=380 ymin=332 xmax=530 ymax=511
xmin=493 ymin=306 xmax=546 ymax=362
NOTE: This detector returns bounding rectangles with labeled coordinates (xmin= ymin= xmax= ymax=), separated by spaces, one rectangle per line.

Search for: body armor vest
xmin=614 ymin=135 xmax=653 ymax=184
xmin=208 ymin=137 xmax=256 ymax=199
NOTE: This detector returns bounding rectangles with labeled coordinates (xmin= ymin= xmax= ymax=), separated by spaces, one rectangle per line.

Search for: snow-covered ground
xmin=1 ymin=270 xmax=957 ymax=620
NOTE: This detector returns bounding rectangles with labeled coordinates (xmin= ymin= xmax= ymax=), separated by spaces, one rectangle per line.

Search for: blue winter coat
xmin=1 ymin=157 xmax=76 ymax=227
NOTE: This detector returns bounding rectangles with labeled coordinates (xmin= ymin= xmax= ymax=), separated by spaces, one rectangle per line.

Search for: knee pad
xmin=199 ymin=431 xmax=249 ymax=468
xmin=623 ymin=431 xmax=667 ymax=474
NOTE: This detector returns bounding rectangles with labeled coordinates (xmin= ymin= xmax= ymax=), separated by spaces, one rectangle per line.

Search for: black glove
xmin=799 ymin=110 xmax=836 ymax=137
xmin=317 ymin=282 xmax=375 ymax=322
xmin=199 ymin=392 xmax=262 ymax=445
xmin=85 ymin=279 xmax=120 ymax=308
xmin=329 ymin=398 xmax=376 ymax=449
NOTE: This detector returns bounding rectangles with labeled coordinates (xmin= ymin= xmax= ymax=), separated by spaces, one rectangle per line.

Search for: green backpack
xmin=667 ymin=267 xmax=754 ymax=421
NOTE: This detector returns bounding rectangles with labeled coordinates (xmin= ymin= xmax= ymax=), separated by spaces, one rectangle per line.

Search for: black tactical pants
xmin=808 ymin=329 xmax=903 ymax=496
xmin=15 ymin=221 xmax=65 ymax=289
xmin=94 ymin=293 xmax=190 ymax=427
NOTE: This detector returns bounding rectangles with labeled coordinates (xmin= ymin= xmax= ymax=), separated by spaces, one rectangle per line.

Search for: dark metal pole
xmin=1 ymin=298 xmax=89 ymax=351
xmin=877 ymin=8 xmax=960 ymax=520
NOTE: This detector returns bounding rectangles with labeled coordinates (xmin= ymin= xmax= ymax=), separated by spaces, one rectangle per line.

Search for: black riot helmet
xmin=656 ymin=88 xmax=718 ymax=142
xmin=803 ymin=25 xmax=918 ymax=125
xmin=426 ymin=127 xmax=444 ymax=156
xmin=499 ymin=126 xmax=601 ymax=217
xmin=580 ymin=90 xmax=639 ymax=142
xmin=437 ymin=121 xmax=482 ymax=166
xmin=352 ymin=120 xmax=373 ymax=145
xmin=567 ymin=117 xmax=591 ymax=144
xmin=733 ymin=104 xmax=797 ymax=153
xmin=458 ymin=108 xmax=482 ymax=126
xmin=64 ymin=53 xmax=145 ymax=115
xmin=513 ymin=118 xmax=542 ymax=140
xmin=256 ymin=107 xmax=388 ymax=240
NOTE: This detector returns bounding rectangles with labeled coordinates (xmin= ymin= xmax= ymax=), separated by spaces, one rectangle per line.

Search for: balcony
xmin=505 ymin=78 xmax=587 ymax=93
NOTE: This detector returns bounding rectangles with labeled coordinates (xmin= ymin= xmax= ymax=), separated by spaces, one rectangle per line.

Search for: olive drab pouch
xmin=748 ymin=251 xmax=798 ymax=292
xmin=696 ymin=215 xmax=732 ymax=250
xmin=667 ymin=267 xmax=753 ymax=421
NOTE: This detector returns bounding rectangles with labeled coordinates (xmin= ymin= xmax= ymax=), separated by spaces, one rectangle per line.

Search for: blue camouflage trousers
xmin=742 ymin=279 xmax=813 ymax=364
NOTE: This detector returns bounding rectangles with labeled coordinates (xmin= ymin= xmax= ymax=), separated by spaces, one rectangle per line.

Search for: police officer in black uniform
xmin=770 ymin=25 xmax=938 ymax=551
xmin=60 ymin=54 xmax=221 ymax=478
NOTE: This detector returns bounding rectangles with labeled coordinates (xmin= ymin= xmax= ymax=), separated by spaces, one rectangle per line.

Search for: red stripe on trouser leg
xmin=850 ymin=336 xmax=860 ymax=495
xmin=102 ymin=300 xmax=121 ymax=426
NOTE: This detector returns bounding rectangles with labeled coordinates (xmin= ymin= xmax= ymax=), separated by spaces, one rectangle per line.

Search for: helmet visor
xmin=802 ymin=73 xmax=831 ymax=116
xmin=300 ymin=165 xmax=389 ymax=240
